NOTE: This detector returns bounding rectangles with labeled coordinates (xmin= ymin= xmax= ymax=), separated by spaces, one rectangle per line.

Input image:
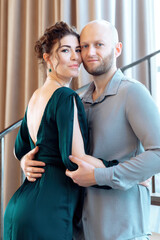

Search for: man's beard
xmin=83 ymin=48 xmax=114 ymax=76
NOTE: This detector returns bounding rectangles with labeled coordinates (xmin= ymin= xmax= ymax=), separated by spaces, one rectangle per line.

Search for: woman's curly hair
xmin=34 ymin=21 xmax=79 ymax=65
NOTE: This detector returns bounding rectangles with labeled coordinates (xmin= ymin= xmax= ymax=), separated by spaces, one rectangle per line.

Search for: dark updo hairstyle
xmin=34 ymin=21 xmax=79 ymax=67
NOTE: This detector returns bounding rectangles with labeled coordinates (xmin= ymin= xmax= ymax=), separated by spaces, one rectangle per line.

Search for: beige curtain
xmin=0 ymin=0 xmax=155 ymax=212
xmin=115 ymin=0 xmax=155 ymax=90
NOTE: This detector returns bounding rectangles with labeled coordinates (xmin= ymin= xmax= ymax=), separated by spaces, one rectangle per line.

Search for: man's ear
xmin=115 ymin=42 xmax=122 ymax=58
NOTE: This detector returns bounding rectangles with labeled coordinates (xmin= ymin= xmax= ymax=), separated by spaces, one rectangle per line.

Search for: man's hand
xmin=65 ymin=155 xmax=96 ymax=187
xmin=20 ymin=146 xmax=45 ymax=182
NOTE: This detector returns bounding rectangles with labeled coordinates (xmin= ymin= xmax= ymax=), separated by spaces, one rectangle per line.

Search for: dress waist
xmin=37 ymin=156 xmax=66 ymax=169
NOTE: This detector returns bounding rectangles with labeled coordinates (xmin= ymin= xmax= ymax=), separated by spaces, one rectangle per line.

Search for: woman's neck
xmin=47 ymin=72 xmax=70 ymax=87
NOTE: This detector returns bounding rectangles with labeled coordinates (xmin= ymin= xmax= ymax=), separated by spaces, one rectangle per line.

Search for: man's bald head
xmin=80 ymin=20 xmax=119 ymax=46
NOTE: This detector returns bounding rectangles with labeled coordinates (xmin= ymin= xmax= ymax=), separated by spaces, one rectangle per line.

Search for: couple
xmin=4 ymin=20 xmax=160 ymax=240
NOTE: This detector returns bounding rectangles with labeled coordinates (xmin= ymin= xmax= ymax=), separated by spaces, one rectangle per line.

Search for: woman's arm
xmin=72 ymin=97 xmax=105 ymax=169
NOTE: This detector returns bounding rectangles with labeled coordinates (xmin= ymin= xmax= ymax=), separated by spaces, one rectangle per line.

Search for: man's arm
xmin=93 ymin=83 xmax=160 ymax=190
xmin=67 ymin=83 xmax=160 ymax=190
xmin=66 ymin=155 xmax=151 ymax=188
xmin=19 ymin=146 xmax=45 ymax=182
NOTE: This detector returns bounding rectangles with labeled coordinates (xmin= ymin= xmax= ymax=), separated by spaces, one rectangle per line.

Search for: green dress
xmin=4 ymin=87 xmax=88 ymax=240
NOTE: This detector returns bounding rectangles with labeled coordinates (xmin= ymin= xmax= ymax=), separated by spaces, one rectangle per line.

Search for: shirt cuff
xmin=94 ymin=167 xmax=113 ymax=186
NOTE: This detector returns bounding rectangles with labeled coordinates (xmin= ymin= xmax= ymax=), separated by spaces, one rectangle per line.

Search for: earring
xmin=49 ymin=68 xmax=52 ymax=72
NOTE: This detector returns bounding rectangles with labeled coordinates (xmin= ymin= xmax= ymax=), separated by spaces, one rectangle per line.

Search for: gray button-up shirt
xmin=81 ymin=69 xmax=160 ymax=240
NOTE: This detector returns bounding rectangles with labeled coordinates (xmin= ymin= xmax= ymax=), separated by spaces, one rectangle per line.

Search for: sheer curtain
xmin=115 ymin=0 xmax=155 ymax=88
xmin=0 ymin=0 xmax=155 ymax=210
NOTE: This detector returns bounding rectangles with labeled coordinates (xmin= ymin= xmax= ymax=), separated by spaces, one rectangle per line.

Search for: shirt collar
xmin=82 ymin=69 xmax=124 ymax=104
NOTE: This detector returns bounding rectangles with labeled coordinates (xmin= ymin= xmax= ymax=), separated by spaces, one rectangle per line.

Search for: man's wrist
xmin=94 ymin=167 xmax=112 ymax=186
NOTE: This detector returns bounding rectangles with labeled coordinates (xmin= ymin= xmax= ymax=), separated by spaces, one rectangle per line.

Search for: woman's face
xmin=50 ymin=35 xmax=82 ymax=81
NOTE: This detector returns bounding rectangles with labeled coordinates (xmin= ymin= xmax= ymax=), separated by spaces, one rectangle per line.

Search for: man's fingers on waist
xmin=26 ymin=166 xmax=45 ymax=173
xmin=29 ymin=160 xmax=45 ymax=167
xmin=27 ymin=172 xmax=43 ymax=178
xmin=27 ymin=176 xmax=36 ymax=182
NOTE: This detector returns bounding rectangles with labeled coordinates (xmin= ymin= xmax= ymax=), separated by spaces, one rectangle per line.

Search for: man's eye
xmin=81 ymin=45 xmax=88 ymax=49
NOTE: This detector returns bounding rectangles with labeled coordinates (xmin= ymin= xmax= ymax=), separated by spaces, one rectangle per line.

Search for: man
xmin=21 ymin=20 xmax=160 ymax=239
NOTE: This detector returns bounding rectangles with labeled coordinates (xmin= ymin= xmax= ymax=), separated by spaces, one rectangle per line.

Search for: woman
xmin=4 ymin=21 xmax=106 ymax=240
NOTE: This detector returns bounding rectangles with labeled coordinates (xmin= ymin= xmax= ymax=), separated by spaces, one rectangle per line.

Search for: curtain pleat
xmin=25 ymin=0 xmax=39 ymax=105
xmin=0 ymin=0 xmax=155 ymax=209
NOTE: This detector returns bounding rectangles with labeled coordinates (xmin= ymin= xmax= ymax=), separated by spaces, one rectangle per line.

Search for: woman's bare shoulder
xmin=28 ymin=88 xmax=42 ymax=111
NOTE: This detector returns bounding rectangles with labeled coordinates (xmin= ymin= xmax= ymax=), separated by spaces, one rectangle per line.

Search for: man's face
xmin=80 ymin=23 xmax=115 ymax=76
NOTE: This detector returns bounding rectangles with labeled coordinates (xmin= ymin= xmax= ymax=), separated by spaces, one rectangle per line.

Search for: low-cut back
xmin=27 ymin=87 xmax=62 ymax=146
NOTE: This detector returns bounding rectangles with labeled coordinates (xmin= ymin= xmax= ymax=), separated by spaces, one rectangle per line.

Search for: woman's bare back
xmin=27 ymin=83 xmax=60 ymax=145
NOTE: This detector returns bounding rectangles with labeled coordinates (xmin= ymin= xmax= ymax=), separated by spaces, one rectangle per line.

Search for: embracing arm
xmin=94 ymin=83 xmax=160 ymax=190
